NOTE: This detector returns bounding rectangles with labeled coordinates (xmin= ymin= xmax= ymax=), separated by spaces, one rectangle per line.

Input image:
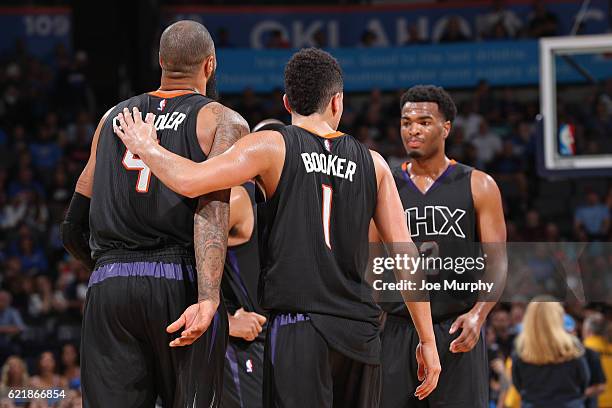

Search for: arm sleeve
xmin=60 ymin=192 xmax=95 ymax=271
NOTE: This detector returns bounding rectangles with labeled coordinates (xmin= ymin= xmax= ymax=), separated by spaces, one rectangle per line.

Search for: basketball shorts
xmin=380 ymin=314 xmax=488 ymax=408
xmin=222 ymin=337 xmax=265 ymax=408
xmin=81 ymin=261 xmax=228 ymax=408
xmin=263 ymin=313 xmax=381 ymax=408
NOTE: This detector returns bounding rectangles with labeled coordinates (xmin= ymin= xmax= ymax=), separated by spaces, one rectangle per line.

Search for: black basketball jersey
xmin=222 ymin=182 xmax=263 ymax=316
xmin=90 ymin=91 xmax=213 ymax=262
xmin=259 ymin=125 xmax=381 ymax=363
xmin=384 ymin=160 xmax=481 ymax=322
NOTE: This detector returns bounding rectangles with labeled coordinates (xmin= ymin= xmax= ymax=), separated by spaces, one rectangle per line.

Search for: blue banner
xmin=216 ymin=41 xmax=612 ymax=93
xmin=165 ymin=1 xmax=610 ymax=49
xmin=0 ymin=8 xmax=71 ymax=60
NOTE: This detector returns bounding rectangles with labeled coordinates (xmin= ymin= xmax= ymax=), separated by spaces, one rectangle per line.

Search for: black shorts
xmin=263 ymin=313 xmax=381 ymax=408
xmin=81 ymin=261 xmax=228 ymax=408
xmin=222 ymin=338 xmax=265 ymax=408
xmin=380 ymin=315 xmax=488 ymax=408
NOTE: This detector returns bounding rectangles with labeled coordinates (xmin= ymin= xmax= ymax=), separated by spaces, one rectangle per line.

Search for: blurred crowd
xmin=0 ymin=22 xmax=611 ymax=407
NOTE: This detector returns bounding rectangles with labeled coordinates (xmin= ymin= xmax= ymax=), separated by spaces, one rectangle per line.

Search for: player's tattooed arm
xmin=193 ymin=104 xmax=249 ymax=304
xmin=194 ymin=192 xmax=228 ymax=304
xmin=165 ymin=105 xmax=249 ymax=347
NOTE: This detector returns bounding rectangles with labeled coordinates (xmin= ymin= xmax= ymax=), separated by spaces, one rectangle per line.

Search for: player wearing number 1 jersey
xmin=114 ymin=48 xmax=441 ymax=407
xmin=61 ymin=21 xmax=249 ymax=407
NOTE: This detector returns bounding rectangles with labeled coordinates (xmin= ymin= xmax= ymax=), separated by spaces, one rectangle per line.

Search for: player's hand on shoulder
xmin=228 ymin=307 xmax=267 ymax=341
xmin=166 ymin=299 xmax=219 ymax=347
xmin=114 ymin=107 xmax=157 ymax=156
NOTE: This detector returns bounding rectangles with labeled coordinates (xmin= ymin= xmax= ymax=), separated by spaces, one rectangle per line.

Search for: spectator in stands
xmin=0 ymin=291 xmax=25 ymax=364
xmin=527 ymin=0 xmax=559 ymax=38
xmin=30 ymin=126 xmax=62 ymax=172
xmin=60 ymin=343 xmax=80 ymax=387
xmin=479 ymin=0 xmax=522 ymax=40
xmin=0 ymin=355 xmax=29 ymax=394
xmin=438 ymin=16 xmax=471 ymax=43
xmin=403 ymin=24 xmax=427 ymax=45
xmin=266 ymin=29 xmax=290 ymax=49
xmin=583 ymin=313 xmax=612 ymax=407
xmin=216 ymin=27 xmax=234 ymax=48
xmin=544 ymin=222 xmax=563 ymax=242
xmin=506 ymin=221 xmax=524 ymax=242
xmin=359 ymin=29 xmax=379 ymax=47
xmin=490 ymin=308 xmax=515 ymax=358
xmin=523 ymin=209 xmax=546 ymax=242
xmin=16 ymin=236 xmax=48 ymax=275
xmin=0 ymin=398 xmax=16 ymax=408
xmin=512 ymin=299 xmax=590 ymax=408
xmin=471 ymin=120 xmax=502 ymax=166
xmin=574 ymin=191 xmax=610 ymax=241
xmin=490 ymin=140 xmax=527 ymax=200
xmin=454 ymin=101 xmax=483 ymax=141
xmin=7 ymin=168 xmax=44 ymax=199
xmin=235 ymin=88 xmax=264 ymax=127
xmin=29 ymin=351 xmax=65 ymax=389
xmin=28 ymin=276 xmax=55 ymax=320
xmin=313 ymin=29 xmax=327 ymax=48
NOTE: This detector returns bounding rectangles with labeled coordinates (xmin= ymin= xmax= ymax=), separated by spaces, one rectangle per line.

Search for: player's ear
xmin=331 ymin=92 xmax=343 ymax=116
xmin=204 ymin=54 xmax=215 ymax=79
xmin=443 ymin=121 xmax=451 ymax=139
xmin=283 ymin=94 xmax=292 ymax=114
xmin=158 ymin=53 xmax=164 ymax=70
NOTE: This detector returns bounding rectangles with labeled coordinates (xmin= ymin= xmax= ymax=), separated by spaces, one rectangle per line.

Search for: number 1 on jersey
xmin=322 ymin=184 xmax=333 ymax=249
xmin=122 ymin=150 xmax=152 ymax=193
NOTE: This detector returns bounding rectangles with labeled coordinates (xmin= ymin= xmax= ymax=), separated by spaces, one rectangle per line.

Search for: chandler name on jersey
xmin=90 ymin=91 xmax=212 ymax=262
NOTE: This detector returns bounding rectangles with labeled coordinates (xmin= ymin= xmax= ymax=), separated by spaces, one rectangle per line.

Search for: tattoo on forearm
xmin=192 ymin=105 xmax=246 ymax=302
xmin=194 ymin=195 xmax=229 ymax=303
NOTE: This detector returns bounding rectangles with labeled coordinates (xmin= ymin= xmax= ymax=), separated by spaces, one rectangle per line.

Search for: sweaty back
xmin=89 ymin=91 xmax=213 ymax=263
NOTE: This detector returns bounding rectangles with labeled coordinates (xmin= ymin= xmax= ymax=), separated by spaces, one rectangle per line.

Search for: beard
xmin=407 ymin=149 xmax=424 ymax=159
xmin=206 ymin=71 xmax=218 ymax=100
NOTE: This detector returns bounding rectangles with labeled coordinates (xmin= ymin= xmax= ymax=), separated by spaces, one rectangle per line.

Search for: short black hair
xmin=284 ymin=48 xmax=343 ymax=116
xmin=159 ymin=20 xmax=214 ymax=75
xmin=400 ymin=85 xmax=457 ymax=122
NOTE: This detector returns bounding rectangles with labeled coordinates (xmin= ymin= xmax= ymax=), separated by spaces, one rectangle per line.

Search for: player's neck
xmin=158 ymin=77 xmax=203 ymax=94
xmin=291 ymin=114 xmax=336 ymax=137
xmin=408 ymin=154 xmax=451 ymax=178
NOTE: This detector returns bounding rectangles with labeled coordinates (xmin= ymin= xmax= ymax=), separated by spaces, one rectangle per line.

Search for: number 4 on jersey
xmin=122 ymin=150 xmax=152 ymax=193
xmin=322 ymin=184 xmax=333 ymax=248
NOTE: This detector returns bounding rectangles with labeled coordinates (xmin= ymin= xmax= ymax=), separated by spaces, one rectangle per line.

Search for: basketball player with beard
xmin=61 ymin=20 xmax=248 ymax=407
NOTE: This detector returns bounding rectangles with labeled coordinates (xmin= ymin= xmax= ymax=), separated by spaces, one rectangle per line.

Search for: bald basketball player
xmin=61 ymin=21 xmax=249 ymax=407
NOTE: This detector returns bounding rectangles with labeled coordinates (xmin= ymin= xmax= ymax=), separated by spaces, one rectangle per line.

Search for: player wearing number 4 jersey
xmin=61 ymin=21 xmax=249 ymax=407
xmin=114 ymin=48 xmax=441 ymax=408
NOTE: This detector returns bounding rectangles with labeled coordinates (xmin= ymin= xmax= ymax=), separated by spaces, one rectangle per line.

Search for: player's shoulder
xmin=470 ymin=168 xmax=501 ymax=201
xmin=198 ymin=101 xmax=249 ymax=130
xmin=368 ymin=149 xmax=392 ymax=183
